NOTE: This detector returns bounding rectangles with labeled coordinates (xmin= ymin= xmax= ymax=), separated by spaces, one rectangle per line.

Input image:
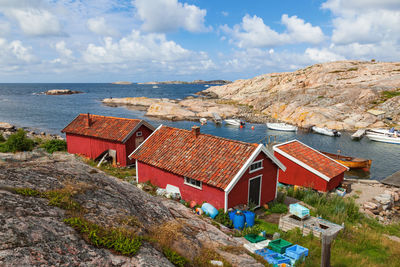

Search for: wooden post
xmin=321 ymin=234 xmax=332 ymax=267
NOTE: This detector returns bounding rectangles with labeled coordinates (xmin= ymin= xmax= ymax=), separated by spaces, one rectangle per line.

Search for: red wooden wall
xmin=274 ymin=152 xmax=344 ymax=192
xmin=228 ymin=153 xmax=278 ymax=208
xmin=124 ymin=125 xmax=154 ymax=165
xmin=137 ymin=161 xmax=225 ymax=209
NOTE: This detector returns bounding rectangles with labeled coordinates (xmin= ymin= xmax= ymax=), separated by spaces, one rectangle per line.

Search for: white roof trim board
xmin=225 ymin=144 xmax=286 ymax=193
xmin=273 ymin=139 xmax=349 ymax=182
xmin=128 ymin=124 xmax=163 ymax=159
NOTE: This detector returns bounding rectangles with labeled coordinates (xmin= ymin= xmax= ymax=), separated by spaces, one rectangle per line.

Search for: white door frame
xmin=248 ymin=175 xmax=262 ymax=208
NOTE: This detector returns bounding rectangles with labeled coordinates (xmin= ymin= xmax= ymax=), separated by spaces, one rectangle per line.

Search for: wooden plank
xmin=381 ymin=170 xmax=400 ymax=187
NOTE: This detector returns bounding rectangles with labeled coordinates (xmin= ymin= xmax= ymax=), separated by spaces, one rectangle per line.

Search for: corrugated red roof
xmin=274 ymin=140 xmax=347 ymax=179
xmin=130 ymin=126 xmax=258 ymax=190
xmin=62 ymin=114 xmax=143 ymax=143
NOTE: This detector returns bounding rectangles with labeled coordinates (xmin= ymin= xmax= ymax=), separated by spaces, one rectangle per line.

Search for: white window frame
xmin=248 ymin=175 xmax=262 ymax=208
xmin=136 ymin=131 xmax=143 ymax=137
xmin=184 ymin=177 xmax=202 ymax=190
xmin=249 ymin=159 xmax=263 ymax=173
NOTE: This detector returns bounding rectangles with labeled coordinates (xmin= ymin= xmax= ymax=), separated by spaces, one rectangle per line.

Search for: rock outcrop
xmin=202 ymin=60 xmax=400 ymax=130
xmin=44 ymin=89 xmax=82 ymax=95
xmin=103 ymin=97 xmax=241 ymax=121
xmin=0 ymin=151 xmax=262 ymax=266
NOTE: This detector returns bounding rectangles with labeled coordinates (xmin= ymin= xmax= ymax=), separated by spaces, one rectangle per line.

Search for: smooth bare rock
xmin=0 ymin=122 xmax=14 ymax=131
xmin=44 ymin=89 xmax=82 ymax=95
xmin=203 ymin=60 xmax=400 ymax=130
xmin=102 ymin=97 xmax=240 ymax=121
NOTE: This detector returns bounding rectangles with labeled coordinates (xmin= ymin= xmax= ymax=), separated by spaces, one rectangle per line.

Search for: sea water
xmin=0 ymin=83 xmax=399 ymax=180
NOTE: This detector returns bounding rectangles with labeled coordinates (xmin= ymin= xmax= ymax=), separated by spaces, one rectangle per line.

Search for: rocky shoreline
xmin=103 ymin=61 xmax=400 ymax=130
xmin=0 ymin=122 xmax=64 ymax=141
xmin=138 ymin=79 xmax=231 ymax=85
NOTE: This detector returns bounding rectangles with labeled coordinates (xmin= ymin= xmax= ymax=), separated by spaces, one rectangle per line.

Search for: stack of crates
xmin=289 ymin=203 xmax=310 ymax=219
xmin=268 ymin=238 xmax=292 ymax=254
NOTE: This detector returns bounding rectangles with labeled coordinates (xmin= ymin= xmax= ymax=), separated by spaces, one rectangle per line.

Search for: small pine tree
xmin=0 ymin=129 xmax=34 ymax=153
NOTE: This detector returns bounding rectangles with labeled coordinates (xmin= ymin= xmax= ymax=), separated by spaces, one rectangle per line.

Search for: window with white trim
xmin=184 ymin=177 xmax=202 ymax=189
xmin=136 ymin=131 xmax=143 ymax=137
xmin=249 ymin=160 xmax=263 ymax=173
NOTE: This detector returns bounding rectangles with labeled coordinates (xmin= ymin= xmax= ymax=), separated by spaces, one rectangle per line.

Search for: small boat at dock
xmin=312 ymin=126 xmax=341 ymax=137
xmin=321 ymin=151 xmax=372 ymax=171
xmin=212 ymin=113 xmax=222 ymax=124
xmin=225 ymin=119 xmax=245 ymax=126
xmin=200 ymin=118 xmax=207 ymax=125
xmin=266 ymin=122 xmax=297 ymax=132
xmin=366 ymin=131 xmax=400 ymax=144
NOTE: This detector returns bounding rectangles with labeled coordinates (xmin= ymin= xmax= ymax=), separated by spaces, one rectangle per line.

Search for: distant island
xmin=44 ymin=89 xmax=83 ymax=95
xmin=137 ymin=79 xmax=231 ymax=85
xmin=111 ymin=81 xmax=132 ymax=85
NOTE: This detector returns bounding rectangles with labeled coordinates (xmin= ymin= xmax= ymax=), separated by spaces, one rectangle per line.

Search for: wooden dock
xmin=351 ymin=129 xmax=366 ymax=140
xmin=381 ymin=170 xmax=400 ymax=187
xmin=212 ymin=113 xmax=222 ymax=124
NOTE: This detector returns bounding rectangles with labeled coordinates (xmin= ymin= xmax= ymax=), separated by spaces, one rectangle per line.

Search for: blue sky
xmin=0 ymin=0 xmax=399 ymax=82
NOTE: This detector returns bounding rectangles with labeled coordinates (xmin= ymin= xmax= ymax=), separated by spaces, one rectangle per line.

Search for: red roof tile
xmin=274 ymin=140 xmax=348 ymax=179
xmin=130 ymin=126 xmax=259 ymax=190
xmin=62 ymin=114 xmax=148 ymax=143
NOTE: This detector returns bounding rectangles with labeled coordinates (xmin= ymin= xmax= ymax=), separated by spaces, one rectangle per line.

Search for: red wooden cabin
xmin=273 ymin=140 xmax=349 ymax=192
xmin=129 ymin=125 xmax=286 ymax=211
xmin=61 ymin=114 xmax=155 ymax=166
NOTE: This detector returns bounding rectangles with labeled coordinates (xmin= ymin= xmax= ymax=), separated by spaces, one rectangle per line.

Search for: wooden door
xmin=248 ymin=176 xmax=261 ymax=208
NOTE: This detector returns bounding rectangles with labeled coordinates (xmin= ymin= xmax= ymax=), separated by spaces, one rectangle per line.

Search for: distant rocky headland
xmin=103 ymin=61 xmax=400 ymax=130
xmin=44 ymin=89 xmax=83 ymax=95
xmin=111 ymin=81 xmax=132 ymax=85
xmin=137 ymin=79 xmax=231 ymax=85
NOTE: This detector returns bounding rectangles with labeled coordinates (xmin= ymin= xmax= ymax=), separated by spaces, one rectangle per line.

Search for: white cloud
xmin=0 ymin=38 xmax=35 ymax=66
xmin=132 ymin=0 xmax=209 ymax=33
xmin=304 ymin=48 xmax=345 ymax=62
xmin=82 ymin=30 xmax=215 ymax=75
xmin=0 ymin=1 xmax=63 ymax=36
xmin=87 ymin=17 xmax=118 ymax=36
xmin=221 ymin=14 xmax=325 ymax=48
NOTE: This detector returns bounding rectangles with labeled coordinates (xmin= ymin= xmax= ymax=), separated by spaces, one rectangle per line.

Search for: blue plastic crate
xmin=265 ymin=253 xmax=291 ymax=265
xmin=289 ymin=203 xmax=310 ymax=219
xmin=255 ymin=248 xmax=275 ymax=257
xmin=285 ymin=244 xmax=309 ymax=260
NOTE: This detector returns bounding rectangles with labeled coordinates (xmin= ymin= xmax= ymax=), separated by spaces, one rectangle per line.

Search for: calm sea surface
xmin=0 ymin=83 xmax=399 ymax=180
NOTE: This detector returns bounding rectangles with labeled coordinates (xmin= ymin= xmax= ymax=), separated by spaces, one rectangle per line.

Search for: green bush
xmin=0 ymin=129 xmax=34 ymax=153
xmin=267 ymin=203 xmax=288 ymax=214
xmin=41 ymin=139 xmax=67 ymax=153
xmin=64 ymin=217 xmax=142 ymax=256
xmin=163 ymin=247 xmax=188 ymax=267
xmin=0 ymin=133 xmax=5 ymax=143
xmin=214 ymin=209 xmax=233 ymax=228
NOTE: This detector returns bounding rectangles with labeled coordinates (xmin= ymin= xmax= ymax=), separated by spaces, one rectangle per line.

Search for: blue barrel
xmin=229 ymin=210 xmax=236 ymax=221
xmin=233 ymin=212 xmax=245 ymax=230
xmin=201 ymin=203 xmax=219 ymax=219
xmin=244 ymin=211 xmax=255 ymax=227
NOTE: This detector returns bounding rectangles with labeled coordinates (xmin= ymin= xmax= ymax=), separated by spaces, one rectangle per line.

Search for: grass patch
xmin=254 ymin=219 xmax=279 ymax=234
xmin=193 ymin=247 xmax=232 ymax=267
xmin=265 ymin=202 xmax=288 ymax=215
xmin=64 ymin=216 xmax=141 ymax=256
xmin=0 ymin=133 xmax=5 ymax=143
xmin=85 ymin=159 xmax=136 ymax=182
xmin=163 ymin=247 xmax=189 ymax=267
xmin=40 ymin=139 xmax=67 ymax=153
xmin=0 ymin=129 xmax=34 ymax=153
xmin=382 ymin=89 xmax=400 ymax=100
xmin=13 ymin=187 xmax=41 ymax=197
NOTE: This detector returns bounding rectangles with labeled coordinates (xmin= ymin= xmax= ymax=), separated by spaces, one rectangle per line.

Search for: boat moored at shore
xmin=312 ymin=126 xmax=341 ymax=137
xmin=321 ymin=151 xmax=372 ymax=171
xmin=224 ymin=119 xmax=245 ymax=126
xmin=266 ymin=122 xmax=298 ymax=132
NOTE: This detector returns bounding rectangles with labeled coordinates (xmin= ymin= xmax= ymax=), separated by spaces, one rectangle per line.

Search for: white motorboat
xmin=312 ymin=126 xmax=341 ymax=137
xmin=200 ymin=118 xmax=207 ymax=124
xmin=224 ymin=119 xmax=245 ymax=126
xmin=368 ymin=128 xmax=399 ymax=135
xmin=266 ymin=122 xmax=297 ymax=132
xmin=366 ymin=132 xmax=400 ymax=144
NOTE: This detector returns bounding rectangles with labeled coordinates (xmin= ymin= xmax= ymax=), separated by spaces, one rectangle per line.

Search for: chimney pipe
xmin=192 ymin=126 xmax=200 ymax=138
xmin=86 ymin=113 xmax=91 ymax=128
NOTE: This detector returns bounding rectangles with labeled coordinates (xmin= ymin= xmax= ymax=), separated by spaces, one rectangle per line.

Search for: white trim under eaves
xmin=224 ymin=191 xmax=228 ymax=213
xmin=275 ymin=167 xmax=279 ymax=199
xmin=225 ymin=144 xmax=263 ymax=194
xmin=273 ymin=139 xmax=349 ymax=170
xmin=128 ymin=124 xmax=163 ymax=159
xmin=136 ymin=159 xmax=139 ymax=183
xmin=260 ymin=146 xmax=286 ymax=171
xmin=225 ymin=144 xmax=287 ymax=194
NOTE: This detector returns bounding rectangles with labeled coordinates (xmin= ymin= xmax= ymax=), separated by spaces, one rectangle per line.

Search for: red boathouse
xmin=273 ymin=140 xmax=349 ymax=192
xmin=129 ymin=125 xmax=286 ymax=211
xmin=62 ymin=114 xmax=155 ymax=166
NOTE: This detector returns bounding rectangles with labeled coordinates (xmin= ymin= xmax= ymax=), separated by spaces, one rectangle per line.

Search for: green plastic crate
xmin=268 ymin=238 xmax=292 ymax=254
xmin=244 ymin=234 xmax=267 ymax=243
